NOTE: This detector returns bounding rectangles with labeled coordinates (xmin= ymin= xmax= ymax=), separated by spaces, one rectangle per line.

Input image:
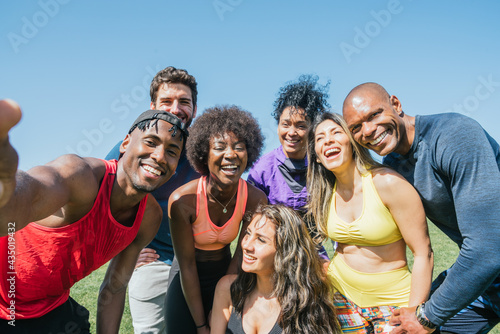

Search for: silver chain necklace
xmin=210 ymin=189 xmax=237 ymax=213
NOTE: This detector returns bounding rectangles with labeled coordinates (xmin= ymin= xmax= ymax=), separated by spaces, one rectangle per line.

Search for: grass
xmin=71 ymin=221 xmax=499 ymax=333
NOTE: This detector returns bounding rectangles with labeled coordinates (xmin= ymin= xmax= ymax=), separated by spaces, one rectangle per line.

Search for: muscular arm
xmin=374 ymin=169 xmax=433 ymax=306
xmin=0 ymin=101 xmax=104 ymax=235
xmin=96 ymin=197 xmax=162 ymax=333
xmin=424 ymin=119 xmax=500 ymax=325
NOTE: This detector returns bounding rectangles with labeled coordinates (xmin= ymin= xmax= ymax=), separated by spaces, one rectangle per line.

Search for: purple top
xmin=247 ymin=146 xmax=308 ymax=210
xmin=247 ymin=146 xmax=329 ymax=260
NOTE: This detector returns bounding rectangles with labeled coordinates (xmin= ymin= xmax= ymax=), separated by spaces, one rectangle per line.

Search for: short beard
xmin=131 ymin=180 xmax=157 ymax=193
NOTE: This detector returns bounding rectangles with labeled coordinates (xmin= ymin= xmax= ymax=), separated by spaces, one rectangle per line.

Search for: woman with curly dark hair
xmin=247 ymin=75 xmax=330 ymax=259
xmin=211 ymin=205 xmax=341 ymax=334
xmin=164 ymin=105 xmax=267 ymax=334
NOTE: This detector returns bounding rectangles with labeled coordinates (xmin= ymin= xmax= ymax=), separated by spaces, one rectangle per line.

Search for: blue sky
xmin=2 ymin=1 xmax=500 ymax=171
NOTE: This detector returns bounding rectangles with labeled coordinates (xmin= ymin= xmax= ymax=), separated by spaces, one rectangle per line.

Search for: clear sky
xmin=2 ymin=1 xmax=500 ymax=171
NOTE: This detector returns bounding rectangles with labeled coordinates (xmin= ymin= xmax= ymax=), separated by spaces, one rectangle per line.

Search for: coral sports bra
xmin=192 ymin=176 xmax=248 ymax=251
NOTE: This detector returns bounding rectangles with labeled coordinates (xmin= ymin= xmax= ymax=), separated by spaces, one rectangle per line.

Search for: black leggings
xmin=165 ymin=253 xmax=231 ymax=333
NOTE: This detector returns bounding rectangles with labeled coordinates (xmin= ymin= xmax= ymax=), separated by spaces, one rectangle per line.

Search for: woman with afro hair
xmin=247 ymin=75 xmax=330 ymax=259
xmin=165 ymin=105 xmax=267 ymax=334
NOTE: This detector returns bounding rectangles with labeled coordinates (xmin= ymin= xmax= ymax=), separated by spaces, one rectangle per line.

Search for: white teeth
xmin=244 ymin=253 xmax=256 ymax=260
xmin=325 ymin=148 xmax=340 ymax=156
xmin=143 ymin=165 xmax=162 ymax=176
xmin=222 ymin=165 xmax=237 ymax=170
xmin=371 ymin=131 xmax=387 ymax=145
xmin=286 ymin=139 xmax=299 ymax=143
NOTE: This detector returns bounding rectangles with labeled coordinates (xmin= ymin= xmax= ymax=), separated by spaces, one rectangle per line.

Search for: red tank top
xmin=0 ymin=159 xmax=147 ymax=319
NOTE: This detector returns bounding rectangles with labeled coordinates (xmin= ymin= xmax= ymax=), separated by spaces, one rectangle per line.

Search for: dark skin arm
xmin=168 ymin=180 xmax=210 ymax=333
xmin=96 ymin=197 xmax=162 ymax=334
xmin=0 ymin=100 xmax=22 ymax=210
xmin=0 ymin=101 xmax=104 ymax=236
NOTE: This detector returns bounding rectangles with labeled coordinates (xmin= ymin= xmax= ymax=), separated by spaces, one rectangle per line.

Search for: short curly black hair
xmin=272 ymin=74 xmax=330 ymax=123
xmin=186 ymin=105 xmax=264 ymax=176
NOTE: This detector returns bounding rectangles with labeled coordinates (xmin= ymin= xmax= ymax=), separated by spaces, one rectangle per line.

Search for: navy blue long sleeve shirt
xmin=384 ymin=113 xmax=500 ymax=326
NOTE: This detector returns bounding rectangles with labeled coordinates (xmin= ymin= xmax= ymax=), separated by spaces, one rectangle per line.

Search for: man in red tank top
xmin=0 ymin=100 xmax=187 ymax=334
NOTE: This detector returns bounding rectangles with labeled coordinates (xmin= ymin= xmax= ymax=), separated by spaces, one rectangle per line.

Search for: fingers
xmin=135 ymin=248 xmax=159 ymax=268
xmin=139 ymin=247 xmax=157 ymax=254
xmin=0 ymin=99 xmax=22 ymax=139
xmin=389 ymin=308 xmax=402 ymax=326
xmin=389 ymin=326 xmax=405 ymax=334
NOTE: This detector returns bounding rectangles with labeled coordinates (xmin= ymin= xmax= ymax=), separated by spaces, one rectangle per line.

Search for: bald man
xmin=343 ymin=83 xmax=500 ymax=334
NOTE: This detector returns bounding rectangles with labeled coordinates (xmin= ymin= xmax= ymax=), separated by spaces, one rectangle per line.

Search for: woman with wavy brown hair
xmin=211 ymin=204 xmax=340 ymax=334
xmin=307 ymin=112 xmax=433 ymax=333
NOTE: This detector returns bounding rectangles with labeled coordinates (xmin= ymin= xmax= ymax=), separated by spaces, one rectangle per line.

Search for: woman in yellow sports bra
xmin=165 ymin=105 xmax=268 ymax=334
xmin=306 ymin=113 xmax=434 ymax=333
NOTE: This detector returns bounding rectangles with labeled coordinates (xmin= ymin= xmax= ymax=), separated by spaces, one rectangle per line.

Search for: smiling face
xmin=277 ymin=106 xmax=309 ymax=160
xmin=314 ymin=119 xmax=354 ymax=173
xmin=343 ymin=87 xmax=406 ymax=156
xmin=119 ymin=120 xmax=183 ymax=193
xmin=241 ymin=214 xmax=277 ymax=276
xmin=207 ymin=131 xmax=248 ymax=186
xmin=151 ymin=83 xmax=197 ymax=127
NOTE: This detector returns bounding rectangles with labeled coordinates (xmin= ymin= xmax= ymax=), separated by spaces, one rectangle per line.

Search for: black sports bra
xmin=226 ymin=309 xmax=282 ymax=334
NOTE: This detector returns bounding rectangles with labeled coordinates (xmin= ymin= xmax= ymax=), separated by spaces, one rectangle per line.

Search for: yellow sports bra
xmin=327 ymin=172 xmax=402 ymax=246
xmin=192 ymin=176 xmax=248 ymax=251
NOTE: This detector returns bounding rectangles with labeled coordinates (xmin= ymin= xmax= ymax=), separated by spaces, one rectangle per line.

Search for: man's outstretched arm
xmin=0 ymin=99 xmax=102 ymax=236
xmin=0 ymin=99 xmax=22 ymax=209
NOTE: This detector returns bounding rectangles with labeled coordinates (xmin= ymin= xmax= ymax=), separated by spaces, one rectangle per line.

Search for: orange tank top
xmin=192 ymin=176 xmax=248 ymax=251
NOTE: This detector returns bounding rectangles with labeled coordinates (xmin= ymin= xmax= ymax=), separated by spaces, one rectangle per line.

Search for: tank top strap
xmin=95 ymin=159 xmax=117 ymax=212
xmin=234 ymin=178 xmax=248 ymax=216
xmin=361 ymin=171 xmax=386 ymax=209
xmin=195 ymin=176 xmax=207 ymax=218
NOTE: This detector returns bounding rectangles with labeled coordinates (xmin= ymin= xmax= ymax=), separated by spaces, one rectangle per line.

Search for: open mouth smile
xmin=324 ymin=147 xmax=340 ymax=158
xmin=243 ymin=253 xmax=257 ymax=262
xmin=370 ymin=130 xmax=388 ymax=146
xmin=142 ymin=164 xmax=163 ymax=177
xmin=221 ymin=164 xmax=239 ymax=174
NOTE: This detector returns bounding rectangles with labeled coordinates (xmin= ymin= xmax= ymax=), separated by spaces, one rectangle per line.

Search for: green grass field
xmin=71 ymin=222 xmax=499 ymax=333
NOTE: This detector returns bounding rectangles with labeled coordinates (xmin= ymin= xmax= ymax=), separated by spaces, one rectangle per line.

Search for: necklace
xmin=210 ymin=188 xmax=237 ymax=213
